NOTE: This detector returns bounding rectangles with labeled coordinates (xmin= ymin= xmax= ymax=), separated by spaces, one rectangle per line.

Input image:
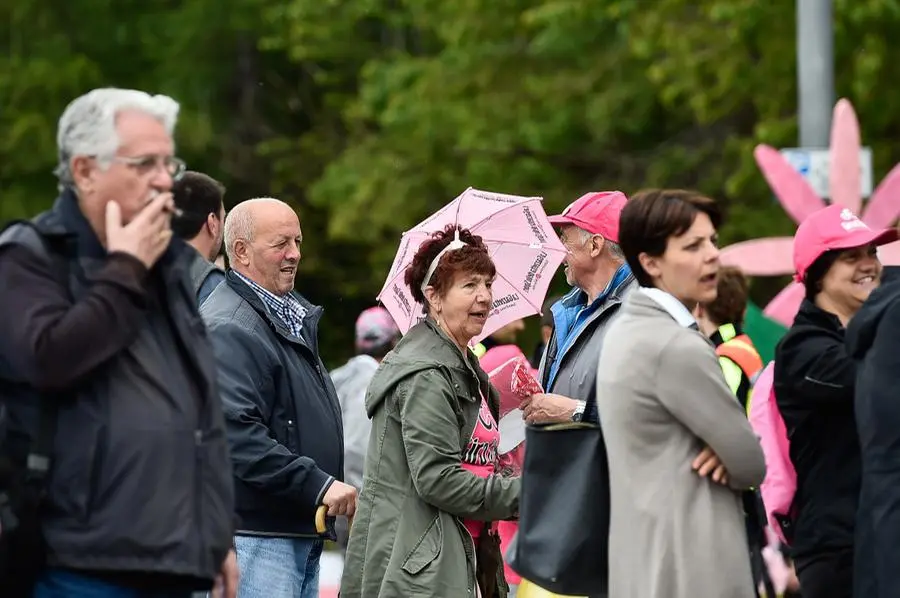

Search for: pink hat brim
xmin=547 ymin=214 xmax=576 ymax=227
xmin=795 ymin=227 xmax=900 ymax=282
xmin=829 ymin=227 xmax=900 ymax=251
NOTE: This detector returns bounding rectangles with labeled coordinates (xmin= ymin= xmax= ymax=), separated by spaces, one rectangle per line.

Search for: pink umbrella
xmin=377 ymin=187 xmax=567 ymax=344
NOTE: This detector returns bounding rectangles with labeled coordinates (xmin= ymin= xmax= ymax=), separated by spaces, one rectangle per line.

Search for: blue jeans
xmin=234 ymin=536 xmax=323 ymax=598
xmin=33 ymin=568 xmax=194 ymax=598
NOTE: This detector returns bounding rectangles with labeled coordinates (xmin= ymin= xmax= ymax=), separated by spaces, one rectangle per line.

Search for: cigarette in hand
xmin=147 ymin=190 xmax=183 ymax=217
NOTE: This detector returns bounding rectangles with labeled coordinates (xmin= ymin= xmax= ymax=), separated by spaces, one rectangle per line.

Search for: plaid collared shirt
xmin=234 ymin=271 xmax=307 ymax=337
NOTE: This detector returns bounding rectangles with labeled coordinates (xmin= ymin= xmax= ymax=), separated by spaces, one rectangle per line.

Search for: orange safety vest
xmin=715 ymin=333 xmax=764 ymax=380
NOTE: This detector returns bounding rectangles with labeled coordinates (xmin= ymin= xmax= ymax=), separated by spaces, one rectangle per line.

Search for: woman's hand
xmin=692 ymin=445 xmax=730 ymax=486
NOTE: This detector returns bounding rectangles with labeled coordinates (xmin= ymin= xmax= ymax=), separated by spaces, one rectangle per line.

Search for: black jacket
xmin=846 ymin=277 xmax=900 ymax=598
xmin=773 ymin=299 xmax=859 ymax=560
xmin=201 ymin=272 xmax=343 ymax=538
xmin=0 ymin=192 xmax=234 ymax=587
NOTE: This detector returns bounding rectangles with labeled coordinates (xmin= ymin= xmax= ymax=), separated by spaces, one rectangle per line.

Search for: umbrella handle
xmin=315 ymin=505 xmax=327 ymax=534
xmin=315 ymin=504 xmax=355 ymax=537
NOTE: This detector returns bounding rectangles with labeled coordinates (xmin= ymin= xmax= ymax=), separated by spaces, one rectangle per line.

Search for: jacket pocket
xmin=85 ymin=423 xmax=107 ymax=521
xmin=90 ymin=427 xmax=195 ymax=553
xmin=284 ymin=418 xmax=298 ymax=454
xmin=400 ymin=513 xmax=443 ymax=575
xmin=47 ymin=418 xmax=103 ymax=522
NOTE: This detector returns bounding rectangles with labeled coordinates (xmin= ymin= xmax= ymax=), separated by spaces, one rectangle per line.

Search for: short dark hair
xmin=803 ymin=249 xmax=842 ymax=301
xmin=619 ymin=189 xmax=722 ymax=287
xmin=705 ymin=266 xmax=749 ymax=326
xmin=404 ymin=225 xmax=496 ymax=305
xmin=171 ymin=171 xmax=226 ymax=240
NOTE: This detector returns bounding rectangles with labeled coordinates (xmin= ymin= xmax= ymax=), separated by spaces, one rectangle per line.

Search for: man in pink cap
xmin=523 ymin=190 xmax=639 ymax=426
xmin=773 ymin=203 xmax=897 ymax=598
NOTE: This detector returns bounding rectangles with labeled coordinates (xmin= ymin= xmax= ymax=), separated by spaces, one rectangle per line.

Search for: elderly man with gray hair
xmin=0 ymin=88 xmax=237 ymax=597
xmin=200 ymin=198 xmax=355 ymax=598
xmin=526 ymin=191 xmax=639 ymax=425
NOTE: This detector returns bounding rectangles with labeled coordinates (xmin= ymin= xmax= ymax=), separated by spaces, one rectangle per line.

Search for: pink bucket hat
xmin=793 ymin=204 xmax=899 ymax=282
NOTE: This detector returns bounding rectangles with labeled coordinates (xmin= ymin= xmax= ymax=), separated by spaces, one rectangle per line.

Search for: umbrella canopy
xmin=378 ymin=187 xmax=567 ymax=344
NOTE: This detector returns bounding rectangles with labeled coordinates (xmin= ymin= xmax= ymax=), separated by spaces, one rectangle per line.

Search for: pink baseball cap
xmin=355 ymin=307 xmax=400 ymax=351
xmin=793 ymin=204 xmax=899 ymax=282
xmin=547 ymin=191 xmax=628 ymax=242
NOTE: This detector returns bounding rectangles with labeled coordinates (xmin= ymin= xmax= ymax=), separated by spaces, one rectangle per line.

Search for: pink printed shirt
xmin=460 ymin=396 xmax=501 ymax=541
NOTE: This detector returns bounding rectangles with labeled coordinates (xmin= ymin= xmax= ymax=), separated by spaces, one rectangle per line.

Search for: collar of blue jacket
xmin=546 ymin=263 xmax=632 ymax=390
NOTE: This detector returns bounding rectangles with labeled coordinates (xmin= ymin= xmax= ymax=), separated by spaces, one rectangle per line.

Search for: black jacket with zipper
xmin=773 ymin=299 xmax=859 ymax=560
xmin=0 ymin=191 xmax=234 ymax=588
xmin=200 ymin=271 xmax=344 ymax=538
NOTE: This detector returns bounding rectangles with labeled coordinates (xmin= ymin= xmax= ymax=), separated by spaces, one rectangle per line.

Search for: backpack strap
xmin=0 ymin=216 xmax=71 ymax=485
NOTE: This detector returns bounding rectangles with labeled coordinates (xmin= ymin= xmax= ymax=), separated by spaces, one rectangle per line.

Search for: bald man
xmin=200 ymin=198 xmax=356 ymax=598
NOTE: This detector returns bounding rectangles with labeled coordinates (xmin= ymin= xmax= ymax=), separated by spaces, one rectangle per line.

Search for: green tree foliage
xmin=3 ymin=0 xmax=900 ymax=363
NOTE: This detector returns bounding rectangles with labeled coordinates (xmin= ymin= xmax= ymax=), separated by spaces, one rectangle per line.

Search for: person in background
xmin=694 ymin=265 xmax=763 ymax=409
xmin=695 ymin=265 xmax=778 ymax=597
xmin=598 ymin=188 xmax=766 ymax=598
xmin=847 ymin=219 xmax=900 ymax=598
xmin=526 ymin=191 xmax=638 ymax=425
xmin=473 ymin=319 xmax=525 ymax=360
xmin=475 ymin=324 xmax=532 ymax=598
xmin=0 ymin=87 xmax=237 ymax=598
xmin=774 ymin=204 xmax=896 ymax=598
xmin=201 ymin=197 xmax=356 ymax=598
xmin=170 ymin=170 xmax=226 ymax=305
xmin=330 ymin=306 xmax=400 ymax=549
xmin=340 ymin=225 xmax=520 ymax=598
xmin=530 ymin=296 xmax=559 ymax=369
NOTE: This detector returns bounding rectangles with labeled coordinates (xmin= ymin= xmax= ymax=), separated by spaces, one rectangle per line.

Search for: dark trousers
xmin=33 ymin=568 xmax=195 ymax=598
xmin=796 ymin=550 xmax=853 ymax=598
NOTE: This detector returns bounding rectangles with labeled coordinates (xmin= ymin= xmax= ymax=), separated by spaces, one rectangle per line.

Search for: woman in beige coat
xmin=596 ymin=189 xmax=766 ymax=598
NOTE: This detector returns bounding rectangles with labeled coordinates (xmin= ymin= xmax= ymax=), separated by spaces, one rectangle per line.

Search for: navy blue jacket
xmin=201 ymin=272 xmax=344 ymax=538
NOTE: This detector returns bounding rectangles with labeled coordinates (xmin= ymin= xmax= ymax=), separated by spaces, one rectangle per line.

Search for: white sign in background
xmin=779 ymin=147 xmax=874 ymax=199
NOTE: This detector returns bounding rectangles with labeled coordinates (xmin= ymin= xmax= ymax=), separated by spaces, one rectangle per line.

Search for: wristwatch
xmin=572 ymin=400 xmax=586 ymax=422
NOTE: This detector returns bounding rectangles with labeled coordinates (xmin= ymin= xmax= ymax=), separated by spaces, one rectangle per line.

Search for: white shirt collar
xmin=640 ymin=287 xmax=697 ymax=329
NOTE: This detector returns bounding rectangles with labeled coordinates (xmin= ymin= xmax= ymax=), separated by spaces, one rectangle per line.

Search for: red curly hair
xmin=404 ymin=224 xmax=496 ymax=305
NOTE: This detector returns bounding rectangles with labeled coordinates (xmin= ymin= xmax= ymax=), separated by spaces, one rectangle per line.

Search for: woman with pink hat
xmin=773 ymin=204 xmax=898 ymax=598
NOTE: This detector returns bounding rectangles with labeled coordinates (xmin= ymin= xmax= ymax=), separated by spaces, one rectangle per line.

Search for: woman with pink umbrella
xmin=773 ymin=204 xmax=897 ymax=598
xmin=341 ymin=224 xmax=520 ymax=598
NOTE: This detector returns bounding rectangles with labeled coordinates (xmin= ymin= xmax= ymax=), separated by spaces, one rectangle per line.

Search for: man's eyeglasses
xmin=559 ymin=231 xmax=592 ymax=247
xmin=109 ymin=155 xmax=187 ymax=180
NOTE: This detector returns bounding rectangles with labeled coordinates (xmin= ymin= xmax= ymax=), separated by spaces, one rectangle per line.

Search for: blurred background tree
xmin=2 ymin=0 xmax=899 ymax=365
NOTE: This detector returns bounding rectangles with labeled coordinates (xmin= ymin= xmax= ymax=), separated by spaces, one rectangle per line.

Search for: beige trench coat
xmin=596 ymin=290 xmax=766 ymax=598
